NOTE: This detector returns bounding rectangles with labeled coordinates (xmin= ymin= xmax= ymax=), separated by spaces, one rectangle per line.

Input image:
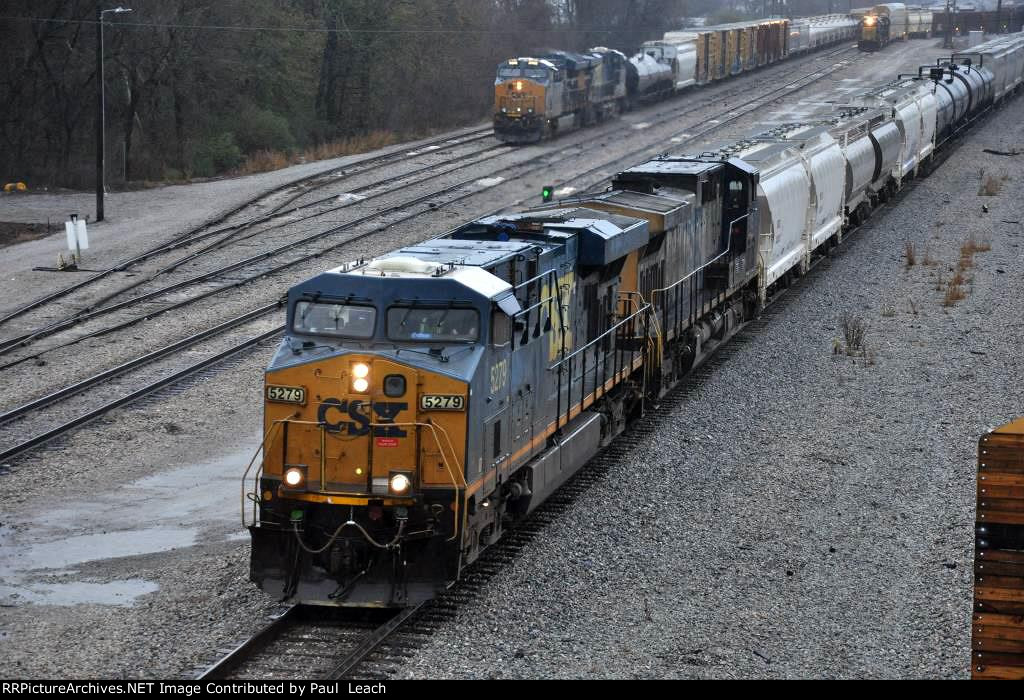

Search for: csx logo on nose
xmin=318 ymin=399 xmax=407 ymax=437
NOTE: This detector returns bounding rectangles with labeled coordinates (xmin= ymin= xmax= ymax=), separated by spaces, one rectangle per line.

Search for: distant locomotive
xmin=492 ymin=15 xmax=862 ymax=143
xmin=858 ymin=3 xmax=932 ymax=51
xmin=860 ymin=13 xmax=892 ymax=50
xmin=246 ymin=33 xmax=1024 ymax=608
xmin=493 ymin=50 xmax=629 ymax=144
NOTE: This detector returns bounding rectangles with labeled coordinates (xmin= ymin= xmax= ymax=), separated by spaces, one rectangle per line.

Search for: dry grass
xmin=881 ymin=304 xmax=896 ymax=318
xmin=840 ymin=313 xmax=869 ymax=355
xmin=958 ymin=234 xmax=994 ymax=272
xmin=236 ymin=149 xmax=291 ymax=175
xmin=235 ymin=130 xmax=400 ymax=175
xmin=909 ymin=299 xmax=918 ymax=316
xmin=904 ymin=239 xmax=916 ymax=267
xmin=943 ymin=279 xmax=967 ymax=306
xmin=303 ymin=131 xmax=397 ymax=161
xmin=979 ymin=174 xmax=1003 ymax=196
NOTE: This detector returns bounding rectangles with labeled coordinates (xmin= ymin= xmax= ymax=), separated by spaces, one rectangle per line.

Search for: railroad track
xmin=0 ymin=43 xmax=858 ymax=368
xmin=197 ymin=605 xmax=423 ymax=680
xmin=0 ymin=126 xmax=497 ymax=331
xmin=0 ymin=136 xmax=510 ymax=357
xmin=191 ymin=78 xmax=1003 ymax=680
xmin=0 ymin=314 xmax=283 ymax=467
xmin=0 ymin=44 xmax=865 ymax=470
xmin=192 ymin=313 xmax=770 ymax=681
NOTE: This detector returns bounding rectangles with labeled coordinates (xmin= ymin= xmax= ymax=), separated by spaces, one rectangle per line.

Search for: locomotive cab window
xmin=524 ymin=68 xmax=549 ymax=83
xmin=498 ymin=67 xmax=522 ymax=79
xmin=293 ymin=301 xmax=376 ymax=339
xmin=387 ymin=307 xmax=480 ymax=343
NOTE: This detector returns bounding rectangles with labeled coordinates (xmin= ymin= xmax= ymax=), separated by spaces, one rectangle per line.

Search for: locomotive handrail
xmin=241 ymin=418 xmax=289 ymax=528
xmin=368 ymin=420 xmax=464 ymax=542
xmin=620 ymin=290 xmax=664 ymax=353
xmin=513 ymin=268 xmax=558 ymax=292
xmin=547 ymin=302 xmax=652 ymax=370
xmin=549 ymin=302 xmax=653 ymax=432
xmin=244 ymin=417 xmax=465 ymax=542
xmin=650 ymin=213 xmax=749 ymax=304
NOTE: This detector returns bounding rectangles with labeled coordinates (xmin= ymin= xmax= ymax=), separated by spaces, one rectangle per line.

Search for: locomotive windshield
xmin=498 ymin=67 xmax=522 ymax=78
xmin=387 ymin=307 xmax=479 ymax=343
xmin=292 ymin=301 xmax=376 ymax=338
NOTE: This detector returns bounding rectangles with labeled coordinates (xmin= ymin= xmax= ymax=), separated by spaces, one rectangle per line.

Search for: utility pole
xmin=944 ymin=0 xmax=952 ymax=48
xmin=96 ymin=6 xmax=132 ymax=223
xmin=997 ymin=0 xmax=1003 ymax=33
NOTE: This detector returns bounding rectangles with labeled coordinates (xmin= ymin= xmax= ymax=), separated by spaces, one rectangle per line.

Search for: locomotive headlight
xmin=283 ymin=467 xmax=305 ymax=489
xmin=389 ymin=472 xmax=412 ymax=496
xmin=352 ymin=362 xmax=370 ymax=392
xmin=515 ymin=80 xmax=523 ymax=91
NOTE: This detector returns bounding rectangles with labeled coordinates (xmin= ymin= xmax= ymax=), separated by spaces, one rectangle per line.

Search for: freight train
xmin=859 ymin=4 xmax=933 ymax=51
xmin=493 ymin=15 xmax=859 ymax=143
xmin=245 ymin=33 xmax=1024 ymax=607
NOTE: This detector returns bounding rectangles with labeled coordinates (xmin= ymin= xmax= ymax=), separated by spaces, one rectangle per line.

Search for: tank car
xmin=635 ymin=34 xmax=697 ymax=96
xmin=875 ymin=3 xmax=909 ymax=40
xmin=246 ymin=33 xmax=1024 ymax=609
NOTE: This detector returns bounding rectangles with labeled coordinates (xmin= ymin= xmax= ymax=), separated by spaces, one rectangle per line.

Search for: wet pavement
xmin=0 ymin=444 xmax=255 ymax=607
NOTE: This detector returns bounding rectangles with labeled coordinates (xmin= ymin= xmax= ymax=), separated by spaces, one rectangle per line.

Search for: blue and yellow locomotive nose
xmin=246 ymin=254 xmax=511 ymax=606
xmin=261 ymin=352 xmax=468 ymax=502
xmin=493 ymin=57 xmax=554 ymax=144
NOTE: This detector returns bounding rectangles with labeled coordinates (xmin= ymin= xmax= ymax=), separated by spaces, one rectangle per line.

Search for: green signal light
xmin=542 ymin=185 xmax=554 ymax=203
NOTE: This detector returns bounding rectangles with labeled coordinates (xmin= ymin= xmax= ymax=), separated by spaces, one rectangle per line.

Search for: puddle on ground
xmin=1 ymin=528 xmax=196 ymax=572
xmin=0 ymin=579 xmax=159 ymax=606
xmin=0 ymin=442 xmax=256 ymax=607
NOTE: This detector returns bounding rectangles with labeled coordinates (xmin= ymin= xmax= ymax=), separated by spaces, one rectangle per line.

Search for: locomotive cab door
xmin=723 ymin=158 xmax=759 ymax=284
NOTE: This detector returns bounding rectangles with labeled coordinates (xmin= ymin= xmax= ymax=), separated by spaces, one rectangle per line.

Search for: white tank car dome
xmin=362 ymin=255 xmax=438 ymax=275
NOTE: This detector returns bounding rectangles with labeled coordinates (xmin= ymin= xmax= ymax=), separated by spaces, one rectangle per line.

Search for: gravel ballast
xmin=396 ymin=99 xmax=1024 ymax=680
xmin=0 ymin=40 xmax=1017 ymax=680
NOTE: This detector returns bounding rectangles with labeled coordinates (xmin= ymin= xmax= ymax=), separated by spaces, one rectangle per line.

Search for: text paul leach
xmin=2 ymin=683 xmax=387 ymax=695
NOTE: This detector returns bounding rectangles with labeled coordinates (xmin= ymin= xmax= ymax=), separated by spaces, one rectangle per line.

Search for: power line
xmin=0 ymin=14 xmax=685 ymax=35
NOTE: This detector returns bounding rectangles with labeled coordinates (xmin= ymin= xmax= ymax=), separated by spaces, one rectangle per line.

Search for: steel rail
xmin=0 ymin=303 xmax=279 ymax=429
xmin=0 ymin=46 xmax=860 ymax=364
xmin=0 ymin=323 xmax=283 ymax=465
xmin=197 ymin=606 xmax=301 ymax=680
xmin=0 ymin=126 xmax=494 ymax=329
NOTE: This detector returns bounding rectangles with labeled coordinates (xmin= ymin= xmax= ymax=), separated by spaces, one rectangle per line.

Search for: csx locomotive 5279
xmin=246 ymin=33 xmax=1024 ymax=607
